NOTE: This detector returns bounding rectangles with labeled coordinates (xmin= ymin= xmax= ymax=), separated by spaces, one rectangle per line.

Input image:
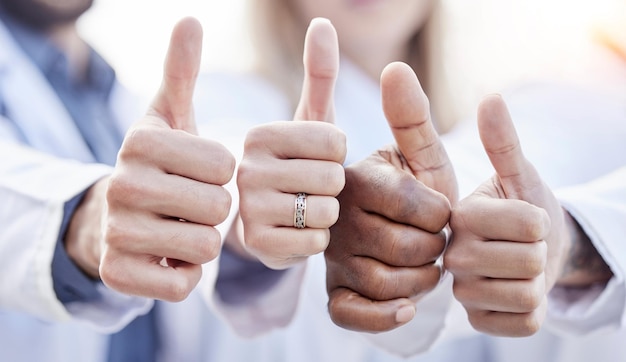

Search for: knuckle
xmin=519 ymin=313 xmax=542 ymax=336
xmin=516 ymin=281 xmax=544 ymax=311
xmin=466 ymin=311 xmax=486 ymax=332
xmin=521 ymin=207 xmax=549 ymax=241
xmin=325 ymin=163 xmax=346 ymax=196
xmin=508 ymin=312 xmax=543 ymax=337
xmin=243 ymin=123 xmax=275 ymax=152
xmin=211 ymin=187 xmax=232 ymax=224
xmin=326 ymin=128 xmax=347 ymax=163
xmin=165 ymin=278 xmax=194 ymax=302
xmin=238 ymin=194 xmax=261 ymax=223
xmin=236 ymin=159 xmax=251 ymax=182
xmin=443 ymin=248 xmax=469 ymax=275
xmin=308 ymin=230 xmax=330 ymax=255
xmin=197 ymin=228 xmax=221 ymax=263
xmin=243 ymin=233 xmax=264 ymax=256
xmin=367 ymin=264 xmax=394 ymax=300
xmin=106 ymin=173 xmax=151 ymax=207
xmin=520 ymin=242 xmax=547 ymax=277
xmin=391 ymin=177 xmax=417 ymax=218
xmin=319 ymin=198 xmax=340 ymax=227
xmin=211 ymin=145 xmax=236 ymax=184
xmin=103 ymin=217 xmax=133 ymax=249
xmin=243 ymin=227 xmax=273 ymax=258
xmin=326 ymin=292 xmax=352 ymax=330
xmin=451 ymin=280 xmax=471 ymax=304
xmin=119 ymin=126 xmax=156 ymax=160
xmin=99 ymin=256 xmax=127 ymax=292
xmin=387 ymin=231 xmax=417 ymax=265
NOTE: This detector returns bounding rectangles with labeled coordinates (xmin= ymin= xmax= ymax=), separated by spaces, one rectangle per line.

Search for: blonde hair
xmin=246 ymin=0 xmax=457 ymax=133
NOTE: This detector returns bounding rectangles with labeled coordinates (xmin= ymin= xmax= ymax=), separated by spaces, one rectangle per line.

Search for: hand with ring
xmin=236 ymin=18 xmax=346 ymax=270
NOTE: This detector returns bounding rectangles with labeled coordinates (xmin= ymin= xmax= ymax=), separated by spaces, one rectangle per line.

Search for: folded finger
xmin=100 ymin=252 xmax=202 ymax=302
xmin=327 ymin=287 xmax=415 ymax=332
xmin=330 ymin=209 xmax=446 ymax=267
xmin=327 ymin=255 xmax=441 ymax=301
xmin=105 ymin=215 xmax=221 ymax=265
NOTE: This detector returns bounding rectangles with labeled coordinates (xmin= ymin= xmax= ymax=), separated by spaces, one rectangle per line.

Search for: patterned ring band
xmin=294 ymin=192 xmax=307 ymax=229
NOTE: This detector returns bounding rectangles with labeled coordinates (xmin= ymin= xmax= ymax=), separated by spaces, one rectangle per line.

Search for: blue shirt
xmin=1 ymin=8 xmax=160 ymax=362
xmin=0 ymin=7 xmax=122 ymax=304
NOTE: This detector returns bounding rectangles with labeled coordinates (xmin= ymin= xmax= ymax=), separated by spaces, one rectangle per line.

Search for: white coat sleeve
xmin=0 ymin=139 xmax=152 ymax=333
xmin=547 ymin=167 xmax=626 ymax=335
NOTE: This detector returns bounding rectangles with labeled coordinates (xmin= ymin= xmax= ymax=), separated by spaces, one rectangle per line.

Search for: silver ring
xmin=294 ymin=193 xmax=307 ymax=229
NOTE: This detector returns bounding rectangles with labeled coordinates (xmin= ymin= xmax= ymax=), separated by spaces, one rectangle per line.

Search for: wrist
xmin=65 ymin=177 xmax=108 ymax=279
xmin=556 ymin=209 xmax=613 ymax=287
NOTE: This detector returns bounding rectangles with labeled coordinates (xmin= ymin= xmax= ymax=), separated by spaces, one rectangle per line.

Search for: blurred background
xmin=78 ymin=0 xmax=624 ymax=120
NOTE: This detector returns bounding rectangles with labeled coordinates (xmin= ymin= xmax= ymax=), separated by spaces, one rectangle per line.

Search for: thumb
xmin=293 ymin=17 xmax=339 ymax=123
xmin=477 ymin=94 xmax=540 ymax=199
xmin=151 ymin=17 xmax=202 ymax=134
xmin=381 ymin=62 xmax=457 ymax=201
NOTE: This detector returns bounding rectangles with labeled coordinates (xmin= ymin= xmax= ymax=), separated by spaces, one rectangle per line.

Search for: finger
xmin=346 ymin=159 xmax=450 ymax=233
xmin=105 ymin=216 xmax=221 ymax=265
xmin=100 ymin=252 xmax=202 ymax=302
xmin=238 ymin=157 xmax=345 ymax=195
xmin=119 ymin=125 xmax=235 ymax=186
xmin=454 ymin=276 xmax=546 ymax=314
xmin=243 ymin=121 xmax=346 ymax=163
xmin=107 ymin=171 xmax=231 ymax=226
xmin=477 ymin=95 xmax=542 ymax=199
xmin=327 ymin=255 xmax=441 ymax=301
xmin=327 ymin=287 xmax=416 ymax=332
xmin=294 ymin=18 xmax=339 ymax=123
xmin=380 ymin=62 xmax=456 ymax=200
xmin=151 ymin=17 xmax=203 ymax=133
xmin=445 ymin=239 xmax=547 ymax=279
xmin=244 ymin=227 xmax=330 ymax=268
xmin=454 ymin=197 xmax=551 ymax=241
xmin=466 ymin=298 xmax=547 ymax=337
xmin=329 ymin=208 xmax=446 ymax=267
xmin=240 ymin=193 xmax=339 ymax=229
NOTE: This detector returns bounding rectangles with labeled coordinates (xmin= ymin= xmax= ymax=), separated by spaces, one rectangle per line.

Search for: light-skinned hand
xmin=236 ymin=18 xmax=347 ymax=270
xmin=98 ymin=17 xmax=235 ymax=302
xmin=444 ymin=95 xmax=570 ymax=336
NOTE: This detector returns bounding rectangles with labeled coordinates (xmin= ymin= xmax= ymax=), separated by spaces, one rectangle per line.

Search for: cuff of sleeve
xmin=65 ymin=285 xmax=154 ymax=333
xmin=211 ymin=258 xmax=307 ymax=338
xmin=51 ymin=190 xmax=101 ymax=305
xmin=215 ymin=246 xmax=287 ymax=305
xmin=547 ymin=183 xmax=626 ymax=335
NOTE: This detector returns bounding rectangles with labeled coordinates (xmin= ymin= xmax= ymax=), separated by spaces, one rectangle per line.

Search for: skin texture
xmin=236 ymin=18 xmax=347 ymax=270
xmin=67 ymin=18 xmax=236 ymax=302
xmin=325 ymin=62 xmax=457 ymax=332
xmin=444 ymin=95 xmax=571 ymax=337
xmin=324 ymin=70 xmax=610 ymax=336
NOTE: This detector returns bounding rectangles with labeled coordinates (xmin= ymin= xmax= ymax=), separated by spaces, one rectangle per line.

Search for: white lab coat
xmin=195 ymin=57 xmax=626 ymax=362
xmin=0 ymin=19 xmax=225 ymax=361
